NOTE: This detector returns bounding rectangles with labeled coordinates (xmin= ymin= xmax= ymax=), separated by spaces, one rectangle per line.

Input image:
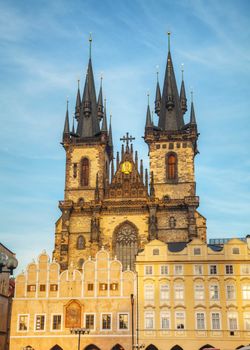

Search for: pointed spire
xmin=71 ymin=113 xmax=75 ymax=134
xmin=116 ymin=151 xmax=120 ymax=171
xmin=145 ymin=93 xmax=152 ymax=128
xmin=101 ymin=98 xmax=108 ymax=132
xmin=190 ymin=91 xmax=197 ymax=125
xmin=108 ymin=114 xmax=113 ymax=148
xmin=180 ymin=64 xmax=187 ymax=114
xmin=135 ymin=151 xmax=138 ymax=170
xmin=63 ymin=99 xmax=70 ymax=142
xmin=111 ymin=159 xmax=114 ymax=180
xmin=75 ymin=79 xmax=81 ymax=120
xmin=97 ymin=76 xmax=104 ymax=121
xmin=158 ymin=33 xmax=184 ymax=131
xmin=145 ymin=168 xmax=148 ymax=190
xmin=140 ymin=159 xmax=144 ymax=179
xmin=155 ymin=68 xmax=161 ymax=116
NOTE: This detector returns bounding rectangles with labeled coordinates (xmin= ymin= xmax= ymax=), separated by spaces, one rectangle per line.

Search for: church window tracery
xmin=81 ymin=158 xmax=89 ymax=186
xmin=113 ymin=222 xmax=138 ymax=270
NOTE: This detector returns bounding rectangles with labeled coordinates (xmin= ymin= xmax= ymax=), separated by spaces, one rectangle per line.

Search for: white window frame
xmin=174 ymin=265 xmax=183 ymax=275
xmin=160 ymin=284 xmax=170 ymax=301
xmin=195 ymin=311 xmax=206 ymax=330
xmin=226 ymin=284 xmax=236 ymax=300
xmin=211 ymin=312 xmax=221 ymax=330
xmin=144 ymin=311 xmax=155 ymax=329
xmin=160 ymin=311 xmax=171 ymax=330
xmin=117 ymin=312 xmax=129 ymax=331
xmin=194 ymin=284 xmax=205 ymax=300
xmin=209 ymin=264 xmax=218 ymax=275
xmin=175 ymin=311 xmax=185 ymax=330
xmin=144 ymin=284 xmax=154 ymax=302
xmin=145 ymin=265 xmax=153 ymax=275
xmin=160 ymin=265 xmax=169 ymax=275
xmin=17 ymin=314 xmax=29 ymax=332
xmin=194 ymin=264 xmax=203 ymax=276
xmin=225 ymin=264 xmax=233 ymax=275
xmin=51 ymin=313 xmax=63 ymax=331
xmin=209 ymin=284 xmax=219 ymax=301
xmin=244 ymin=312 xmax=250 ymax=330
xmin=227 ymin=311 xmax=238 ymax=330
xmin=100 ymin=313 xmax=112 ymax=331
xmin=84 ymin=313 xmax=96 ymax=331
xmin=174 ymin=283 xmax=184 ymax=300
xmin=34 ymin=313 xmax=46 ymax=332
xmin=242 ymin=285 xmax=250 ymax=300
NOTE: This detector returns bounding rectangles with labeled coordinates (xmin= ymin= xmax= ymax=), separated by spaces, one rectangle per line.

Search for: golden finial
xmin=167 ymin=31 xmax=171 ymax=52
xmin=89 ymin=32 xmax=92 ymax=58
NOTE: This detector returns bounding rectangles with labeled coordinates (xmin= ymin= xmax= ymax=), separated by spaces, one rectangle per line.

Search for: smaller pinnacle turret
xmin=180 ymin=65 xmax=187 ymax=114
xmin=63 ymin=100 xmax=70 ymax=142
xmin=145 ymin=94 xmax=152 ymax=128
xmin=108 ymin=115 xmax=113 ymax=148
xmin=101 ymin=98 xmax=108 ymax=132
xmin=97 ymin=76 xmax=104 ymax=121
xmin=190 ymin=92 xmax=197 ymax=126
xmin=75 ymin=80 xmax=81 ymax=120
xmin=155 ymin=70 xmax=161 ymax=116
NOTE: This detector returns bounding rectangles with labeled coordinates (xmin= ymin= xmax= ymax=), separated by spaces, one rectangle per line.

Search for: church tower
xmin=144 ymin=34 xmax=206 ymax=243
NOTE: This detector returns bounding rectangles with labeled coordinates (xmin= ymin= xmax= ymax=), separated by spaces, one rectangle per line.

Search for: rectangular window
xmin=145 ymin=311 xmax=154 ymax=329
xmin=241 ymin=265 xmax=250 ymax=275
xmin=196 ymin=312 xmax=205 ymax=330
xmin=242 ymin=285 xmax=250 ymax=300
xmin=244 ymin=312 xmax=250 ymax=330
xmin=210 ymin=285 xmax=219 ymax=300
xmin=160 ymin=284 xmax=170 ymax=301
xmin=102 ymin=314 xmax=111 ymax=330
xmin=87 ymin=283 xmax=94 ymax=291
xmin=110 ymin=283 xmax=118 ymax=291
xmin=194 ymin=284 xmax=205 ymax=300
xmin=144 ymin=284 xmax=154 ymax=302
xmin=99 ymin=283 xmax=108 ymax=291
xmin=174 ymin=265 xmax=183 ymax=275
xmin=160 ymin=311 xmax=170 ymax=329
xmin=174 ymin=284 xmax=184 ymax=300
xmin=194 ymin=264 xmax=203 ymax=275
xmin=50 ymin=284 xmax=58 ymax=292
xmin=225 ymin=265 xmax=233 ymax=275
xmin=232 ymin=247 xmax=240 ymax=254
xmin=52 ymin=315 xmax=62 ymax=330
xmin=145 ymin=266 xmax=153 ymax=275
xmin=18 ymin=315 xmax=28 ymax=331
xmin=175 ymin=311 xmax=185 ymax=330
xmin=226 ymin=285 xmax=235 ymax=300
xmin=194 ymin=247 xmax=201 ymax=255
xmin=153 ymin=249 xmax=159 ymax=255
xmin=39 ymin=284 xmax=46 ymax=292
xmin=211 ymin=312 xmax=221 ymax=330
xmin=35 ymin=315 xmax=45 ymax=331
xmin=119 ymin=313 xmax=129 ymax=330
xmin=209 ymin=265 xmax=217 ymax=275
xmin=228 ymin=312 xmax=238 ymax=330
xmin=160 ymin=265 xmax=168 ymax=275
xmin=27 ymin=285 xmax=36 ymax=292
xmin=85 ymin=314 xmax=95 ymax=330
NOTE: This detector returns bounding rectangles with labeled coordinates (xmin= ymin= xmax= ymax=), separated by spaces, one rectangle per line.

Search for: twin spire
xmin=63 ymin=35 xmax=113 ymax=149
xmin=146 ymin=33 xmax=197 ymax=132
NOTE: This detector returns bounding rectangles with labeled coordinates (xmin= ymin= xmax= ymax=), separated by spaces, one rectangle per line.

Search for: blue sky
xmin=0 ymin=0 xmax=249 ymax=273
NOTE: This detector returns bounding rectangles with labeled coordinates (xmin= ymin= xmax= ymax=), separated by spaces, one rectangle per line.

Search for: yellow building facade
xmin=136 ymin=238 xmax=250 ymax=350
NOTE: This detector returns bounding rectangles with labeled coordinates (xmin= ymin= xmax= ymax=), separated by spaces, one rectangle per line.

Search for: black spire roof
xmin=158 ymin=35 xmax=184 ymax=131
xmin=62 ymin=100 xmax=70 ymax=142
xmin=145 ymin=96 xmax=152 ymax=128
xmin=180 ymin=67 xmax=187 ymax=114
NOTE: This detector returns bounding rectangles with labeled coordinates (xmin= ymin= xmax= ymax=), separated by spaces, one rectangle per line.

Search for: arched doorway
xmin=50 ymin=346 xmax=63 ymax=350
xmin=113 ymin=221 xmax=138 ymax=270
xmin=170 ymin=346 xmax=183 ymax=350
xmin=145 ymin=345 xmax=158 ymax=350
xmin=199 ymin=346 xmax=215 ymax=350
xmin=84 ymin=345 xmax=100 ymax=350
xmin=111 ymin=344 xmax=124 ymax=350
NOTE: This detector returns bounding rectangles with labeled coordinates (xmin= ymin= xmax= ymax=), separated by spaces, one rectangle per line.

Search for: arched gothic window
xmin=78 ymin=258 xmax=84 ymax=269
xmin=166 ymin=153 xmax=177 ymax=180
xmin=81 ymin=158 xmax=89 ymax=186
xmin=114 ymin=222 xmax=138 ymax=271
xmin=77 ymin=235 xmax=85 ymax=250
